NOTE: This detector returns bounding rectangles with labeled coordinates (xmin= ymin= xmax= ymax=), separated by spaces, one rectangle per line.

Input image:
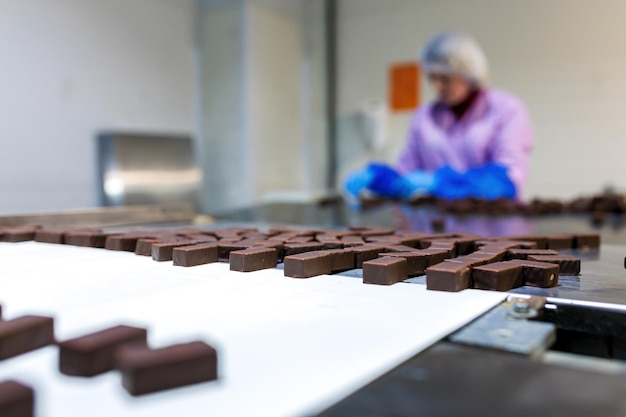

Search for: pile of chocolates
xmin=357 ymin=189 xmax=626 ymax=222
xmin=0 ymin=223 xmax=601 ymax=414
xmin=0 ymin=224 xmax=598 ymax=293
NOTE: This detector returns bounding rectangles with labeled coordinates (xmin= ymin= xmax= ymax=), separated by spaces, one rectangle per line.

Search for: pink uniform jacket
xmin=396 ymin=89 xmax=534 ymax=194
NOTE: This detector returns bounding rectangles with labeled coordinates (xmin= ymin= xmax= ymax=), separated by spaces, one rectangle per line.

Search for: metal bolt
xmin=512 ymin=302 xmax=530 ymax=314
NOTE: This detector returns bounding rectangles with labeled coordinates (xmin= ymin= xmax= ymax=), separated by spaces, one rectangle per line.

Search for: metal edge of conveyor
xmin=449 ymin=294 xmax=626 ymax=374
xmin=0 ymin=202 xmax=208 ymax=229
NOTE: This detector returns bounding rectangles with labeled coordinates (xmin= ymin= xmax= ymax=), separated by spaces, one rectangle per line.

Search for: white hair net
xmin=420 ymin=32 xmax=489 ymax=87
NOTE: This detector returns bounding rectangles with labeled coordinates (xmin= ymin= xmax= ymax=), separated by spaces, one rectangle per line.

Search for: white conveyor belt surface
xmin=0 ymin=242 xmax=505 ymax=417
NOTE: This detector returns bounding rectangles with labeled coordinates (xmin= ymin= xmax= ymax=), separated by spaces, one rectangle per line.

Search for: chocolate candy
xmin=422 ymin=248 xmax=451 ymax=267
xmin=151 ymin=240 xmax=196 ymax=262
xmin=527 ymin=255 xmax=581 ymax=276
xmin=0 ymin=380 xmax=34 ymax=417
xmin=63 ymin=230 xmax=107 ymax=248
xmin=426 ymin=261 xmax=471 ymax=292
xmin=284 ymin=251 xmax=332 ymax=278
xmin=573 ymin=233 xmax=600 ymax=249
xmin=0 ymin=316 xmax=55 ymax=360
xmin=283 ymin=242 xmax=326 ymax=256
xmin=1 ymin=227 xmax=37 ymax=243
xmin=362 ymin=256 xmax=408 ymax=285
xmin=217 ymin=242 xmax=253 ymax=262
xmin=64 ymin=230 xmax=109 ymax=248
xmin=472 ymin=249 xmax=507 ymax=263
xmin=230 ymin=247 xmax=278 ymax=272
xmin=472 ymin=261 xmax=523 ymax=291
xmin=507 ymin=249 xmax=559 ymax=260
xmin=316 ymin=234 xmax=343 ymax=248
xmin=322 ymin=249 xmax=355 ymax=272
xmin=385 ymin=252 xmax=427 ymax=276
xmin=59 ymin=325 xmax=148 ymax=377
xmin=545 ymin=234 xmax=575 ymax=250
xmin=116 ymin=341 xmax=218 ymax=396
xmin=173 ymin=243 xmax=219 ymax=267
xmin=105 ymin=232 xmax=156 ymax=252
xmin=135 ymin=238 xmax=160 ymax=256
xmin=510 ymin=259 xmax=559 ymax=288
xmin=351 ymin=245 xmax=386 ymax=268
xmin=34 ymin=229 xmax=66 ymax=244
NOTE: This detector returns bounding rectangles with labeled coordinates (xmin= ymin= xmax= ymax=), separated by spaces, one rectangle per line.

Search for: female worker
xmin=345 ymin=31 xmax=534 ymax=201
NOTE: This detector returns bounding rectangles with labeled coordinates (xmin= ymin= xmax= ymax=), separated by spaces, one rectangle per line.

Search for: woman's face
xmin=427 ymin=73 xmax=473 ymax=107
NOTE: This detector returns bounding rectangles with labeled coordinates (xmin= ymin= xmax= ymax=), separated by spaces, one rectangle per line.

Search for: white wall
xmin=0 ymin=0 xmax=194 ymax=213
xmin=337 ymin=0 xmax=626 ymax=199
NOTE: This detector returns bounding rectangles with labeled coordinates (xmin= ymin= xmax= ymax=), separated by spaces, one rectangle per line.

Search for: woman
xmin=345 ymin=31 xmax=534 ymax=201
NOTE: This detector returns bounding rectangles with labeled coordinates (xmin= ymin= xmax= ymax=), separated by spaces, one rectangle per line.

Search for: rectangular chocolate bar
xmin=35 ymin=229 xmax=66 ymax=244
xmin=472 ymin=261 xmax=523 ymax=291
xmin=527 ymin=255 xmax=581 ymax=275
xmin=217 ymin=242 xmax=254 ymax=262
xmin=474 ymin=249 xmax=507 ymax=262
xmin=545 ymin=234 xmax=575 ymax=250
xmin=384 ymin=252 xmax=428 ymax=276
xmin=0 ymin=380 xmax=34 ymax=417
xmin=230 ymin=247 xmax=278 ymax=272
xmin=64 ymin=230 xmax=109 ymax=248
xmin=284 ymin=251 xmax=332 ymax=278
xmin=509 ymin=259 xmax=559 ymax=288
xmin=573 ymin=233 xmax=600 ymax=249
xmin=173 ymin=243 xmax=219 ymax=267
xmin=426 ymin=261 xmax=471 ymax=292
xmin=321 ymin=249 xmax=355 ymax=272
xmin=315 ymin=234 xmax=344 ymax=250
xmin=0 ymin=315 xmax=55 ymax=360
xmin=116 ymin=341 xmax=218 ymax=396
xmin=423 ymin=248 xmax=451 ymax=267
xmin=283 ymin=242 xmax=326 ymax=257
xmin=151 ymin=240 xmax=196 ymax=262
xmin=105 ymin=232 xmax=157 ymax=252
xmin=58 ymin=325 xmax=148 ymax=376
xmin=351 ymin=245 xmax=386 ymax=268
xmin=1 ymin=227 xmax=37 ymax=243
xmin=135 ymin=238 xmax=160 ymax=256
xmin=363 ymin=256 xmax=408 ymax=285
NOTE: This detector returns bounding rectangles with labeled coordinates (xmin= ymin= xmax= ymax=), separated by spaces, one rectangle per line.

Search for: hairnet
xmin=420 ymin=32 xmax=489 ymax=87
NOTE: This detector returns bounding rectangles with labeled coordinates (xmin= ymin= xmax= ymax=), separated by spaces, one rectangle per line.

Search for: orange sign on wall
xmin=389 ymin=62 xmax=420 ymax=112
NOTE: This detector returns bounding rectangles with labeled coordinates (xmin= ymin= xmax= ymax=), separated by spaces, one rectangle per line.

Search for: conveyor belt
xmin=0 ymin=241 xmax=503 ymax=417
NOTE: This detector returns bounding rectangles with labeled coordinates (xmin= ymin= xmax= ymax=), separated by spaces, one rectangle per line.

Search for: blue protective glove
xmin=366 ymin=163 xmax=415 ymax=198
xmin=344 ymin=167 xmax=374 ymax=198
xmin=344 ymin=163 xmax=433 ymax=199
xmin=403 ymin=170 xmax=435 ymax=194
xmin=431 ymin=164 xmax=516 ymax=200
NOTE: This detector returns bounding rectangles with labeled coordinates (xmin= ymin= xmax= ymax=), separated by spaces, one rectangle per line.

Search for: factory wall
xmin=197 ymin=0 xmax=328 ymax=213
xmin=0 ymin=0 xmax=195 ymax=214
xmin=337 ymin=0 xmax=626 ymax=200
